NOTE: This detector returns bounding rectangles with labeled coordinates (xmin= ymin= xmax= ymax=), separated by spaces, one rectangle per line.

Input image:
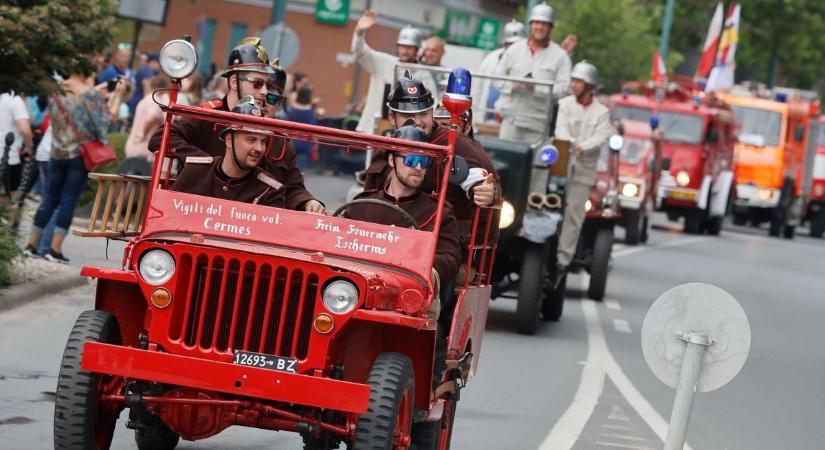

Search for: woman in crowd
xmin=286 ymin=85 xmax=320 ymax=171
xmin=125 ymin=75 xmax=170 ymax=162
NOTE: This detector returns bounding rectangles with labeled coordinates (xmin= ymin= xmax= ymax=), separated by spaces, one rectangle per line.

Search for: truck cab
xmin=614 ymin=119 xmax=660 ymax=245
xmin=610 ymin=85 xmax=735 ymax=235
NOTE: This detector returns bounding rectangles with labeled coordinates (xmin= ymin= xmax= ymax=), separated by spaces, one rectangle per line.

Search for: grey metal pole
xmin=525 ymin=0 xmax=539 ymax=27
xmin=664 ymin=332 xmax=714 ymax=450
xmin=659 ymin=0 xmax=676 ymax=61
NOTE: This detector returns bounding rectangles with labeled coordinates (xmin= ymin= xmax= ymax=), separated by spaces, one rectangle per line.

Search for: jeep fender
xmin=709 ymin=170 xmax=734 ymax=217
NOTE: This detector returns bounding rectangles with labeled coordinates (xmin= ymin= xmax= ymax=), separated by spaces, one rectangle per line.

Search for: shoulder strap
xmin=52 ymin=95 xmax=83 ymax=143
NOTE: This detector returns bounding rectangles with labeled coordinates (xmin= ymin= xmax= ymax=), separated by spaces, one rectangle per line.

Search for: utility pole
xmin=767 ymin=0 xmax=785 ymax=89
xmin=525 ymin=0 xmax=538 ymax=27
xmin=271 ymin=0 xmax=287 ymax=59
xmin=659 ymin=0 xmax=676 ymax=61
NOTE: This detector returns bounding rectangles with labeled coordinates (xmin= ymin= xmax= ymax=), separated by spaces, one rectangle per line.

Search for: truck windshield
xmin=620 ymin=138 xmax=648 ymax=164
xmin=612 ymin=105 xmax=652 ymax=123
xmin=659 ymin=112 xmax=704 ymax=145
xmin=730 ymin=105 xmax=783 ymax=147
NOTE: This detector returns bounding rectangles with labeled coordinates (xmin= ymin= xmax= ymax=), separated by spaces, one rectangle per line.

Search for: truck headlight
xmin=676 ymin=170 xmax=691 ymax=187
xmin=499 ymin=201 xmax=516 ymax=228
xmin=585 ymin=199 xmax=593 ymax=212
xmin=159 ymin=39 xmax=198 ymax=79
xmin=758 ymin=189 xmax=774 ymax=201
xmin=621 ymin=183 xmax=640 ymax=197
xmin=323 ymin=280 xmax=359 ymax=315
xmin=139 ymin=250 xmax=176 ymax=285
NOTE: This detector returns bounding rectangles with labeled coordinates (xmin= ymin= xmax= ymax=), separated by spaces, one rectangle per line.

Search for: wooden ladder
xmin=73 ymin=173 xmax=151 ymax=238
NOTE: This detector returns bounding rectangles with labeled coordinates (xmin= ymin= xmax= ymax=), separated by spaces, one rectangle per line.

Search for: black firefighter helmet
xmin=222 ymin=37 xmax=274 ymax=77
xmin=266 ymin=58 xmax=287 ymax=106
xmin=387 ymin=71 xmax=434 ymax=113
xmin=220 ymin=96 xmax=273 ymax=139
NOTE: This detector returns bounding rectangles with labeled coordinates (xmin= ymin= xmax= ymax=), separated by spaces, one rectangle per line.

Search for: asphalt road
xmin=1 ymin=174 xmax=824 ymax=449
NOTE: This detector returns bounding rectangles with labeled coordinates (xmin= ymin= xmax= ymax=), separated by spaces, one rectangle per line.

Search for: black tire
xmin=354 ymin=353 xmax=415 ymax=450
xmin=640 ymin=215 xmax=650 ymax=243
xmin=706 ymin=215 xmax=723 ymax=236
xmin=732 ymin=212 xmax=747 ymax=226
xmin=411 ymin=420 xmax=440 ymax=450
xmin=783 ymin=224 xmax=796 ymax=239
xmin=54 ymin=310 xmax=122 ymax=450
xmin=588 ymin=228 xmax=613 ymax=301
xmin=623 ymin=209 xmax=643 ymax=245
xmin=683 ymin=209 xmax=703 ymax=234
xmin=810 ymin=212 xmax=825 ymax=238
xmin=542 ymin=270 xmax=565 ymax=322
xmin=769 ymin=208 xmax=784 ymax=237
xmin=515 ymin=244 xmax=545 ymax=335
xmin=135 ymin=415 xmax=180 ymax=450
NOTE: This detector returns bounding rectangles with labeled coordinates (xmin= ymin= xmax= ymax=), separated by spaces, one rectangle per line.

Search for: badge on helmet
xmin=222 ymin=37 xmax=275 ymax=77
xmin=387 ymin=71 xmax=434 ymax=113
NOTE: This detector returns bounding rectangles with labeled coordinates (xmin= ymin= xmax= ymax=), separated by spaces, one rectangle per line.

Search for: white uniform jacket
xmin=555 ymin=95 xmax=613 ymax=185
xmin=493 ymin=39 xmax=571 ymax=131
xmin=351 ymin=32 xmax=437 ymax=134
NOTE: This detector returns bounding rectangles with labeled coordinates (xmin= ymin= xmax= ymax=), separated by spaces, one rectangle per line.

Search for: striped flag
xmin=651 ymin=51 xmax=667 ymax=84
xmin=695 ymin=3 xmax=724 ymax=78
xmin=705 ymin=3 xmax=741 ymax=92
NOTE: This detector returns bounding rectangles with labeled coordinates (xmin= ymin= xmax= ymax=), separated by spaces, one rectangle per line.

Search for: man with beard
xmin=170 ymin=100 xmax=290 ymax=208
xmin=148 ymin=38 xmax=323 ymax=213
xmin=554 ymin=61 xmax=613 ymax=272
xmin=351 ymin=10 xmax=437 ymax=134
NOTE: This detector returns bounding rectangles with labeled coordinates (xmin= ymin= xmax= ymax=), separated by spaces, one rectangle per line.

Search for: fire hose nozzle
xmin=544 ymin=193 xmax=562 ymax=209
xmin=527 ymin=192 xmax=546 ymax=209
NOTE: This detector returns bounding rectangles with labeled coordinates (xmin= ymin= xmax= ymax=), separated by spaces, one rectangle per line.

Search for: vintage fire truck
xmin=53 ymin=40 xmax=496 ymax=450
xmin=720 ymin=89 xmax=821 ymax=238
xmin=614 ymin=119 xmax=660 ymax=245
xmin=611 ymin=81 xmax=736 ymax=235
xmin=807 ymin=116 xmax=825 ymax=237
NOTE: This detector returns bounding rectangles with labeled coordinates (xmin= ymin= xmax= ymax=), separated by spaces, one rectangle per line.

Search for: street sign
xmin=117 ymin=0 xmax=169 ymax=25
xmin=475 ymin=18 xmax=500 ymax=51
xmin=441 ymin=10 xmax=500 ymax=50
xmin=315 ymin=0 xmax=350 ymax=26
xmin=260 ymin=24 xmax=300 ymax=70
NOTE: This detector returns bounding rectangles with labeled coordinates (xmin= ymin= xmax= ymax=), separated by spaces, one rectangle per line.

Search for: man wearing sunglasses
xmin=148 ymin=38 xmax=324 ymax=214
xmin=364 ymin=74 xmax=501 ymax=241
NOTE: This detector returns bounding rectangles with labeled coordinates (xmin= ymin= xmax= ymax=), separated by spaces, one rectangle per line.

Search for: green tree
xmin=0 ymin=0 xmax=116 ymax=95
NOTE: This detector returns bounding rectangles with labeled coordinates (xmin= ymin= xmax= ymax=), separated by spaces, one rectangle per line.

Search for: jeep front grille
xmin=171 ymin=254 xmax=319 ymax=359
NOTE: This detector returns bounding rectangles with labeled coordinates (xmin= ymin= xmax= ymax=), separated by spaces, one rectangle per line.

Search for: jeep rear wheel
xmin=515 ymin=244 xmax=545 ymax=335
xmin=542 ymin=265 xmax=565 ymax=322
xmin=588 ymin=228 xmax=613 ymax=301
xmin=54 ymin=310 xmax=122 ymax=450
xmin=411 ymin=399 xmax=457 ymax=450
xmin=355 ymin=353 xmax=415 ymax=450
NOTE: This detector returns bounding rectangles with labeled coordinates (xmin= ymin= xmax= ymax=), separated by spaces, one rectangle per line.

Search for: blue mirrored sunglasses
xmin=400 ymin=154 xmax=431 ymax=169
xmin=266 ymin=91 xmax=284 ymax=106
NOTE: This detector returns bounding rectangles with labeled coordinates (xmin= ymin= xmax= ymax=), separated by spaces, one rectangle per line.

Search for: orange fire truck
xmin=721 ymin=90 xmax=821 ymax=238
xmin=807 ymin=115 xmax=825 ymax=237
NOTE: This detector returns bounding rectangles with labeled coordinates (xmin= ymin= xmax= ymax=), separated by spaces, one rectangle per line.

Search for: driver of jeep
xmin=170 ymin=100 xmax=299 ymax=208
xmin=346 ymin=124 xmax=461 ymax=318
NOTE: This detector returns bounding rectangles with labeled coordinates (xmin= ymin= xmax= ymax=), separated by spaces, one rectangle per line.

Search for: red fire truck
xmin=53 ymin=40 xmax=496 ymax=450
xmin=615 ymin=119 xmax=660 ymax=245
xmin=610 ymin=82 xmax=736 ymax=235
xmin=806 ymin=115 xmax=825 ymax=237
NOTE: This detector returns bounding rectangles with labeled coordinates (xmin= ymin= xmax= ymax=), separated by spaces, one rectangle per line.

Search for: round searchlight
xmin=159 ymin=39 xmax=199 ymax=80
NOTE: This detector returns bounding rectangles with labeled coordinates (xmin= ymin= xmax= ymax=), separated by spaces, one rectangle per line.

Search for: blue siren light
xmin=650 ymin=115 xmax=660 ymax=130
xmin=446 ymin=68 xmax=472 ymax=98
xmin=539 ymin=145 xmax=559 ymax=164
xmin=774 ymin=92 xmax=788 ymax=103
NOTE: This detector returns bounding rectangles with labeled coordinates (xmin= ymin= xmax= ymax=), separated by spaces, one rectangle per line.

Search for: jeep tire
xmin=354 ymin=353 xmax=415 ymax=450
xmin=515 ymin=244 xmax=545 ymax=335
xmin=588 ymin=228 xmax=613 ymax=301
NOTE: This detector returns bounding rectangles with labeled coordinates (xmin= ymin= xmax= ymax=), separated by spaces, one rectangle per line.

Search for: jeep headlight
xmin=499 ymin=201 xmax=515 ymax=228
xmin=139 ymin=250 xmax=176 ymax=285
xmin=159 ymin=39 xmax=198 ymax=79
xmin=323 ymin=280 xmax=359 ymax=315
xmin=621 ymin=182 xmax=640 ymax=197
xmin=676 ymin=170 xmax=691 ymax=187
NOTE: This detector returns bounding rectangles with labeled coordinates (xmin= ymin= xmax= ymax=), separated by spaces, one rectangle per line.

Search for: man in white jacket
xmin=351 ymin=10 xmax=437 ymax=134
xmin=472 ymin=19 xmax=525 ymax=126
xmin=494 ymin=3 xmax=571 ymax=145
xmin=554 ymin=61 xmax=614 ymax=270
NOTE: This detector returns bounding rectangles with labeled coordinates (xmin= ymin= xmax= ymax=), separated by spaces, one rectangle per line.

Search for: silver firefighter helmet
xmin=529 ymin=3 xmax=555 ymax=24
xmin=571 ymin=60 xmax=598 ymax=86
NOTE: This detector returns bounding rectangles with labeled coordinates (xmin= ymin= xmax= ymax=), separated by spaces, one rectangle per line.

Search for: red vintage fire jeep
xmin=53 ymin=39 xmax=496 ymax=450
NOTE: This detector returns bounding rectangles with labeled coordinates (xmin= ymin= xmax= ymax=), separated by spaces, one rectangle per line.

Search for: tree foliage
xmin=0 ymin=0 xmax=116 ymax=95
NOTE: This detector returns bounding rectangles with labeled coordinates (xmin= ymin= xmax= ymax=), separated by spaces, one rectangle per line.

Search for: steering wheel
xmin=332 ymin=199 xmax=419 ymax=230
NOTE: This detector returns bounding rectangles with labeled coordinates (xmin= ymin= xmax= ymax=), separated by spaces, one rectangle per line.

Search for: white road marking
xmin=613 ymin=319 xmax=632 ymax=334
xmin=605 ymin=299 xmax=621 ymax=311
xmin=613 ymin=236 xmax=708 ymax=259
xmin=591 ymin=442 xmax=657 ymax=450
xmin=539 ymin=301 xmax=694 ymax=450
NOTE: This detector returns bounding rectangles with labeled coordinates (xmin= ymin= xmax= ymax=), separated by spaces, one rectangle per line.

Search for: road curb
xmin=0 ymin=272 xmax=89 ymax=313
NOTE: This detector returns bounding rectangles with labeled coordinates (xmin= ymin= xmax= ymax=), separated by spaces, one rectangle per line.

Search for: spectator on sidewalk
xmin=286 ymin=85 xmax=320 ymax=171
xmin=125 ymin=76 xmax=171 ymax=162
xmin=128 ymin=52 xmax=160 ymax=116
xmin=0 ymin=91 xmax=34 ymax=195
xmin=179 ymin=72 xmax=204 ymax=106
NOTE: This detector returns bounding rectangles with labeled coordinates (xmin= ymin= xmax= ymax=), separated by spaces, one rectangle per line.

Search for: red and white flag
xmin=695 ymin=3 xmax=724 ymax=79
xmin=706 ymin=3 xmax=741 ymax=92
xmin=651 ymin=51 xmax=667 ymax=84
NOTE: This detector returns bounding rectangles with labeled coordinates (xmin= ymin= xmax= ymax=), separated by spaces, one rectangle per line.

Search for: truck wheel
xmin=588 ymin=228 xmax=613 ymax=301
xmin=354 ymin=353 xmax=415 ymax=450
xmin=683 ymin=209 xmax=703 ymax=234
xmin=706 ymin=215 xmax=723 ymax=236
xmin=732 ymin=212 xmax=747 ymax=226
xmin=783 ymin=225 xmax=796 ymax=239
xmin=623 ymin=209 xmax=643 ymax=245
xmin=515 ymin=244 xmax=545 ymax=335
xmin=135 ymin=414 xmax=180 ymax=450
xmin=769 ymin=207 xmax=785 ymax=237
xmin=54 ymin=310 xmax=122 ymax=450
xmin=542 ymin=271 xmax=565 ymax=322
xmin=640 ymin=215 xmax=650 ymax=243
xmin=810 ymin=212 xmax=825 ymax=238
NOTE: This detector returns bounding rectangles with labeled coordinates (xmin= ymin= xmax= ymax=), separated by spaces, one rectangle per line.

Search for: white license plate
xmin=233 ymin=350 xmax=297 ymax=373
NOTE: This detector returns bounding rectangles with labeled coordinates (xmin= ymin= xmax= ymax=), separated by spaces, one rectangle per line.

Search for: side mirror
xmin=449 ymin=155 xmax=470 ymax=185
xmin=608 ymin=135 xmax=624 ymax=153
xmin=795 ymin=124 xmax=805 ymax=142
xmin=661 ymin=157 xmax=672 ymax=171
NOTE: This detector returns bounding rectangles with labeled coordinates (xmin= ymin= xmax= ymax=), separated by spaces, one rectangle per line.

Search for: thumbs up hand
xmin=473 ymin=174 xmax=497 ymax=206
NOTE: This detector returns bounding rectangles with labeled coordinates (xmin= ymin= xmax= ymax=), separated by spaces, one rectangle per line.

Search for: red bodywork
xmin=617 ymin=120 xmax=657 ymax=213
xmin=609 ymin=88 xmax=735 ymax=215
xmin=78 ymin=91 xmax=496 ymax=445
xmin=810 ymin=116 xmax=825 ymax=202
xmin=585 ymin=145 xmax=620 ymax=221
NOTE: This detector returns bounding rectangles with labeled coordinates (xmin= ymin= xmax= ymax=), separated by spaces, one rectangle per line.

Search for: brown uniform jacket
xmin=148 ymin=96 xmax=316 ymax=210
xmin=170 ymin=156 xmax=288 ymax=208
xmin=351 ymin=188 xmax=461 ymax=283
xmin=364 ymin=127 xmax=500 ymax=241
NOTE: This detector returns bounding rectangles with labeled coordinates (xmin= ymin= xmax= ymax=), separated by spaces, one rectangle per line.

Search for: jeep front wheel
xmin=588 ymin=228 xmax=613 ymax=301
xmin=354 ymin=353 xmax=415 ymax=450
xmin=54 ymin=310 xmax=122 ymax=450
xmin=515 ymin=244 xmax=545 ymax=335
